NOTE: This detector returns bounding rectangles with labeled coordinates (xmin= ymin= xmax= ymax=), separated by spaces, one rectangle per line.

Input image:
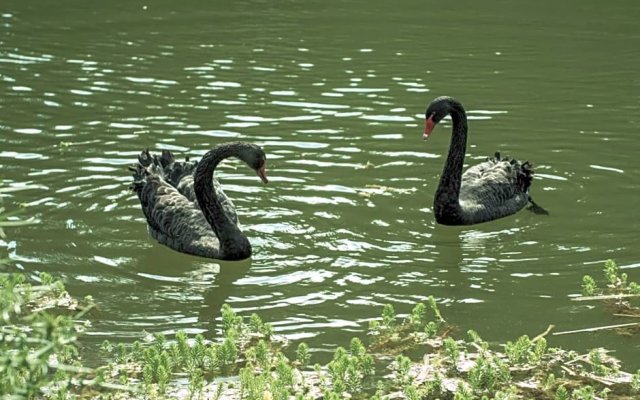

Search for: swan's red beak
xmin=423 ymin=116 xmax=436 ymax=140
xmin=257 ymin=165 xmax=268 ymax=184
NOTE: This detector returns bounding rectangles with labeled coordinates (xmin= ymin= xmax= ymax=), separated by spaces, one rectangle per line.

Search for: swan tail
xmin=162 ymin=153 xmax=198 ymax=188
xmin=527 ymin=196 xmax=549 ymax=215
xmin=130 ymin=149 xmax=164 ymax=193
xmin=129 ymin=163 xmax=148 ymax=194
xmin=159 ymin=150 xmax=175 ymax=169
xmin=137 ymin=148 xmax=154 ymax=167
xmin=489 ymin=152 xmax=534 ymax=192
xmin=517 ymin=161 xmax=534 ymax=192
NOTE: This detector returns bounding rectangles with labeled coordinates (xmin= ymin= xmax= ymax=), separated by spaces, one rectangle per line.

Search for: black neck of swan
xmin=194 ymin=143 xmax=251 ymax=259
xmin=434 ymin=99 xmax=468 ymax=220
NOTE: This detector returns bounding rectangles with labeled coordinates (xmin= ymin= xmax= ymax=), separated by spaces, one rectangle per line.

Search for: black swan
xmin=423 ymin=96 xmax=548 ymax=225
xmin=129 ymin=142 xmax=268 ymax=260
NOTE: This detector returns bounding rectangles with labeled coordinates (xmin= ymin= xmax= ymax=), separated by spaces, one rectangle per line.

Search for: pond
xmin=2 ymin=0 xmax=639 ymax=369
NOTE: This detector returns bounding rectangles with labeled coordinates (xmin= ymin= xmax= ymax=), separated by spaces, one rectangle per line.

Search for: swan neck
xmin=194 ymin=143 xmax=250 ymax=258
xmin=435 ymin=104 xmax=467 ymax=209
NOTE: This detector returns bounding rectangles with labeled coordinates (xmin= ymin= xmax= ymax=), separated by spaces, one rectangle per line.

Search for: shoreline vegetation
xmin=1 ymin=261 xmax=638 ymax=399
xmin=2 ymin=205 xmax=640 ymax=399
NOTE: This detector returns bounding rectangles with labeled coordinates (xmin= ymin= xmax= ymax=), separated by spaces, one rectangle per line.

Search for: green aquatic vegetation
xmin=554 ymin=385 xmax=570 ymax=400
xmin=409 ymin=302 xmax=427 ymax=328
xmin=255 ymin=339 xmax=271 ymax=370
xmin=425 ymin=321 xmax=439 ymax=337
xmin=6 ymin=255 xmax=640 ymax=400
xmin=578 ymin=259 xmax=640 ymax=332
xmin=369 ymin=297 xmax=448 ymax=356
xmin=443 ymin=337 xmax=460 ymax=368
xmin=467 ymin=354 xmax=510 ymax=394
xmin=572 ymin=385 xmax=596 ymax=400
xmin=544 ymin=373 xmax=556 ymax=390
xmin=217 ymin=336 xmax=238 ymax=366
xmin=296 ymin=342 xmax=311 ymax=369
xmin=0 ymin=270 xmax=99 ymax=398
xmin=221 ymin=304 xmax=244 ymax=334
xmin=403 ymin=384 xmax=421 ymax=400
xmin=467 ymin=329 xmax=489 ymax=352
xmin=504 ymin=335 xmax=530 ymax=364
xmin=605 ymin=259 xmax=622 ymax=287
xmin=453 ymin=382 xmax=474 ymax=400
xmin=325 ymin=338 xmax=375 ymax=396
xmin=632 ymin=369 xmax=640 ymax=392
xmin=582 ymin=275 xmax=598 ymax=296
xmin=580 ymin=259 xmax=639 ymax=296
xmin=382 ymin=303 xmax=396 ymax=328
xmin=588 ymin=348 xmax=611 ymax=376
xmin=188 ymin=367 xmax=204 ymax=400
xmin=394 ymin=355 xmax=412 ymax=386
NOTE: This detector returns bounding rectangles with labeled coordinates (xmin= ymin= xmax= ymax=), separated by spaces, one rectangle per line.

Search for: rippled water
xmin=2 ymin=0 xmax=640 ymax=367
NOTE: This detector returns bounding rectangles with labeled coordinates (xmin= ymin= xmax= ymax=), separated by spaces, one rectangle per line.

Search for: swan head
xmin=237 ymin=143 xmax=269 ymax=184
xmin=423 ymin=96 xmax=460 ymax=139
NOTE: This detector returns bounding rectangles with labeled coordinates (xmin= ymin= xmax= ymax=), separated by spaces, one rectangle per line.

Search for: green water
xmin=2 ymin=0 xmax=640 ymax=368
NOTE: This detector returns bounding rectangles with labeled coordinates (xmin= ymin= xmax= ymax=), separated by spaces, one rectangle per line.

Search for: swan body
xmin=137 ymin=149 xmax=239 ymax=223
xmin=423 ymin=96 xmax=547 ymax=225
xmin=130 ymin=142 xmax=268 ymax=260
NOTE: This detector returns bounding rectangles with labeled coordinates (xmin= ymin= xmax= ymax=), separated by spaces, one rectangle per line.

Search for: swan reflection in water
xmin=133 ymin=245 xmax=252 ymax=330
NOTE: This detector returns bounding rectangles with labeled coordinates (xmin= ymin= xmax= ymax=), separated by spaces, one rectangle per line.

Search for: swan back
xmin=456 ymin=153 xmax=533 ymax=224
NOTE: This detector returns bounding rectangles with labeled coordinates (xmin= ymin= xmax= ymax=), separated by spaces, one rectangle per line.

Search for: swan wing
xmin=460 ymin=156 xmax=531 ymax=213
xmin=135 ymin=175 xmax=212 ymax=241
xmin=159 ymin=151 xmax=239 ymax=224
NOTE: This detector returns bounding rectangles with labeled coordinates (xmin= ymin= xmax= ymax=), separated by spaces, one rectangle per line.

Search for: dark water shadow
xmin=128 ymin=243 xmax=252 ymax=330
xmin=429 ymin=223 xmax=464 ymax=270
xmin=199 ymin=258 xmax=252 ymax=327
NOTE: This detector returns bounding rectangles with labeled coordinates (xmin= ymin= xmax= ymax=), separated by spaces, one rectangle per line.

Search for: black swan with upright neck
xmin=423 ymin=96 xmax=547 ymax=225
xmin=129 ymin=142 xmax=268 ymax=260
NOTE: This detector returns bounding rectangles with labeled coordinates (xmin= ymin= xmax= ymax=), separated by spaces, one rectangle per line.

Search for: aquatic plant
xmin=4 ymin=252 xmax=640 ymax=400
xmin=578 ymin=259 xmax=640 ymax=333
xmin=0 ymin=270 xmax=123 ymax=398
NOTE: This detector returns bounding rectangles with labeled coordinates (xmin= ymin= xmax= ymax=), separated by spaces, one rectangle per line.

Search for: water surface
xmin=2 ymin=0 xmax=640 ymax=368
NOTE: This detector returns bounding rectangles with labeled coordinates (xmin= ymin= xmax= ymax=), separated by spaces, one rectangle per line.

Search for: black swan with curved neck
xmin=129 ymin=142 xmax=268 ymax=260
xmin=423 ymin=96 xmax=548 ymax=225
